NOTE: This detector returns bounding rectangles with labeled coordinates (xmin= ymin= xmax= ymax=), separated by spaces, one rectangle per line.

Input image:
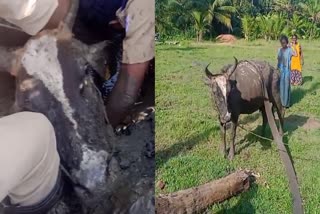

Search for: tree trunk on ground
xmin=156 ymin=170 xmax=252 ymax=214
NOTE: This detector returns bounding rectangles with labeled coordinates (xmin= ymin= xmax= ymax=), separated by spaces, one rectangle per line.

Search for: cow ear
xmin=205 ymin=63 xmax=214 ymax=78
xmin=227 ymin=57 xmax=238 ymax=78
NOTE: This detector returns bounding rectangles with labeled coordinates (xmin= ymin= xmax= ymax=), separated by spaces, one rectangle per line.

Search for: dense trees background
xmin=156 ymin=0 xmax=320 ymax=41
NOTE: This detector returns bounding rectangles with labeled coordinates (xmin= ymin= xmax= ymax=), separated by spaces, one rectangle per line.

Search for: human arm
xmin=0 ymin=0 xmax=71 ymax=75
xmin=0 ymin=0 xmax=70 ymax=36
xmin=288 ymin=44 xmax=298 ymax=57
xmin=106 ymin=0 xmax=155 ymax=127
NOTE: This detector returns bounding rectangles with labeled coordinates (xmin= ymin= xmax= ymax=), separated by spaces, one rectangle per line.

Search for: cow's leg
xmin=260 ymin=107 xmax=267 ymax=136
xmin=277 ymin=107 xmax=284 ymax=136
xmin=228 ymin=119 xmax=238 ymax=160
xmin=273 ymin=99 xmax=284 ymax=136
xmin=272 ymin=80 xmax=285 ymax=136
xmin=219 ymin=124 xmax=227 ymax=158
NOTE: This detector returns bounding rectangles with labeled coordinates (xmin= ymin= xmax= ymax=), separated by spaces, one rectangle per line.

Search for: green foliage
xmin=156 ymin=0 xmax=320 ymax=41
xmin=190 ymin=11 xmax=209 ymax=42
xmin=241 ymin=15 xmax=255 ymax=40
xmin=156 ymin=41 xmax=320 ymax=213
xmin=156 ymin=0 xmax=236 ymax=40
xmin=207 ymin=0 xmax=236 ymax=29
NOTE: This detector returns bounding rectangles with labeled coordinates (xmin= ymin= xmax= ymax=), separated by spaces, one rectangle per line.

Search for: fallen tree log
xmin=156 ymin=170 xmax=252 ymax=214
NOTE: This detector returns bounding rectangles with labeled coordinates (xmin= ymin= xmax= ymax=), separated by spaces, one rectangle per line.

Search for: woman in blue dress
xmin=277 ymin=35 xmax=297 ymax=109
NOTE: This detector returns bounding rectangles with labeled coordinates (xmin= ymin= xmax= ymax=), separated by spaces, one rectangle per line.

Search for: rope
xmin=237 ymin=124 xmax=290 ymax=149
xmin=237 ymin=124 xmax=273 ymax=141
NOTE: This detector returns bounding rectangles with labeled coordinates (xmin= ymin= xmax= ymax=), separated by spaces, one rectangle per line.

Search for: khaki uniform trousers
xmin=0 ymin=112 xmax=60 ymax=206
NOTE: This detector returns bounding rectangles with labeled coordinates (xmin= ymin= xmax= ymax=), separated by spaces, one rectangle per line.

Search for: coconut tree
xmin=206 ymin=0 xmax=237 ymax=32
xmin=191 ymin=10 xmax=209 ymax=42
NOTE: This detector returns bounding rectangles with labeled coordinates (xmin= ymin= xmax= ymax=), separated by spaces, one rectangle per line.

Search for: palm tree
xmin=191 ymin=11 xmax=209 ymax=42
xmin=206 ymin=0 xmax=236 ymax=31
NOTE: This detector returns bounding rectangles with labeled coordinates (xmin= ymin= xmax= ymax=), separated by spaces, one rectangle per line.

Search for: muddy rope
xmin=238 ymin=60 xmax=303 ymax=214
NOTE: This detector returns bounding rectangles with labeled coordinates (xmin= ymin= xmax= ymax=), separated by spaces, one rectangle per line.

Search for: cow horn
xmin=227 ymin=57 xmax=238 ymax=78
xmin=205 ymin=63 xmax=214 ymax=78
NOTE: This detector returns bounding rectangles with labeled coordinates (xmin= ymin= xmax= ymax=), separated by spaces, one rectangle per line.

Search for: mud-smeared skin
xmin=205 ymin=59 xmax=283 ymax=159
xmin=10 ymin=30 xmax=154 ymax=213
xmin=21 ymin=35 xmax=81 ymax=138
xmin=14 ymin=34 xmax=113 ymax=211
xmin=205 ymin=59 xmax=303 ymax=213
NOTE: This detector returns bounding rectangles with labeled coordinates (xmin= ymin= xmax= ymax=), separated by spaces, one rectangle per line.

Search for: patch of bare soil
xmin=285 ymin=114 xmax=320 ymax=131
xmin=302 ymin=117 xmax=320 ymax=130
xmin=216 ymin=34 xmax=237 ymax=44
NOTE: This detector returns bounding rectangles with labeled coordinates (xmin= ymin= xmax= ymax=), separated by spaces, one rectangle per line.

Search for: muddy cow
xmin=204 ymin=58 xmax=284 ymax=160
xmin=10 ymin=25 xmax=117 ymax=213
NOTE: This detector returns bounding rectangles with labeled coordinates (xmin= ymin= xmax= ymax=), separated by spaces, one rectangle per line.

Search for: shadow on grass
xmin=236 ymin=125 xmax=272 ymax=155
xmin=303 ymin=75 xmax=313 ymax=84
xmin=291 ymin=80 xmax=320 ymax=106
xmin=236 ymin=114 xmax=309 ymax=155
xmin=240 ymin=113 xmax=260 ymax=125
xmin=158 ymin=46 xmax=206 ymax=51
xmin=282 ymin=114 xmax=309 ymax=167
xmin=156 ymin=127 xmax=218 ymax=168
xmin=216 ymin=183 xmax=258 ymax=214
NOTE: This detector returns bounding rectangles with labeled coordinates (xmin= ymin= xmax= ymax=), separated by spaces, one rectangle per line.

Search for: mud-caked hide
xmin=13 ymin=27 xmax=115 ymax=211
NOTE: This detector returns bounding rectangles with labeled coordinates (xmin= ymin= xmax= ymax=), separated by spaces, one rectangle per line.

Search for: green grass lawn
xmin=156 ymin=39 xmax=320 ymax=213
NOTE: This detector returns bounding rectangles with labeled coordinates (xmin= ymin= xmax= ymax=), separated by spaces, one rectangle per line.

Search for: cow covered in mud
xmin=204 ymin=58 xmax=284 ymax=160
xmin=7 ymin=25 xmax=122 ymax=213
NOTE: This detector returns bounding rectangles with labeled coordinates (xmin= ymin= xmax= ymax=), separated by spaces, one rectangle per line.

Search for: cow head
xmin=12 ymin=24 xmax=115 ymax=211
xmin=204 ymin=57 xmax=238 ymax=124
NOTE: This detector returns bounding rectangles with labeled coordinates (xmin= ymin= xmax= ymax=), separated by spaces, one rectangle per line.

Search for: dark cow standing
xmin=204 ymin=58 xmax=284 ymax=160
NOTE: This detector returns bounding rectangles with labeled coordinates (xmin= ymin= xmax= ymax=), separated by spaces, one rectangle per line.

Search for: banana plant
xmin=241 ymin=14 xmax=255 ymax=40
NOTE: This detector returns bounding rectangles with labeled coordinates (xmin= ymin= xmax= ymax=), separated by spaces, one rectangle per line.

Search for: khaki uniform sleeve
xmin=0 ymin=0 xmax=58 ymax=35
xmin=117 ymin=0 xmax=155 ymax=64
